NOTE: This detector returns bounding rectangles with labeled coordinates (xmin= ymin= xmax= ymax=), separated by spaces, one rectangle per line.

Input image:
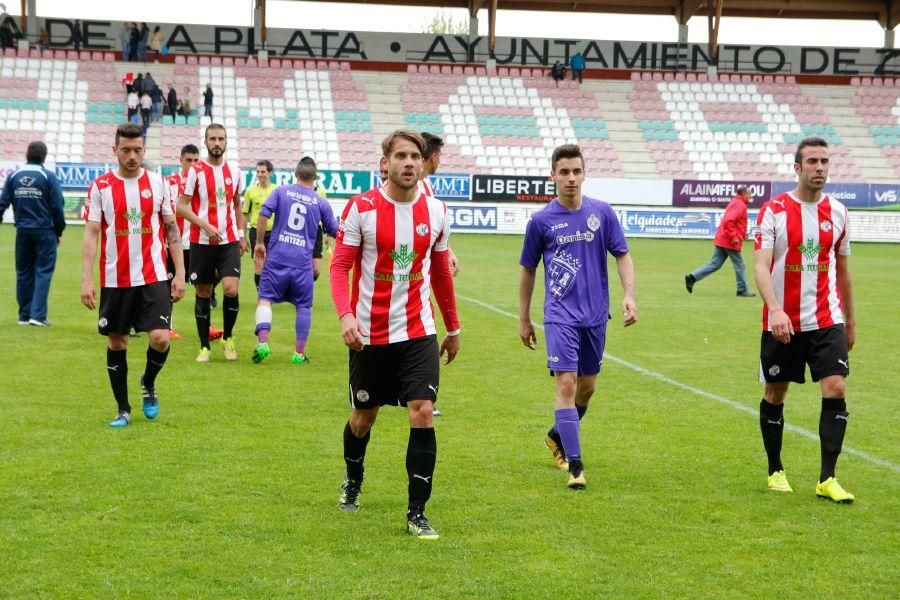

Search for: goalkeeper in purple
xmin=251 ymin=158 xmax=339 ymax=365
xmin=519 ymin=144 xmax=638 ymax=490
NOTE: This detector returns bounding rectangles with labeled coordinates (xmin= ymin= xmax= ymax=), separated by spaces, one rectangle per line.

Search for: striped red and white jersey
xmin=183 ymin=160 xmax=242 ymax=245
xmin=418 ymin=178 xmax=435 ymax=199
xmin=336 ymin=186 xmax=451 ymax=345
xmin=755 ymin=192 xmax=850 ymax=332
xmin=166 ymin=171 xmax=190 ymax=249
xmin=84 ymin=169 xmax=172 ymax=288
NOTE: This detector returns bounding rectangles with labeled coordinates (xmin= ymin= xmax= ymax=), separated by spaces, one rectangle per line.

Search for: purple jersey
xmin=260 ymin=183 xmax=339 ymax=270
xmin=520 ymin=196 xmax=628 ymax=326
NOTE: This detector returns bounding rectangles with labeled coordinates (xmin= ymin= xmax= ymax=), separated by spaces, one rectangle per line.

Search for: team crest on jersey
xmin=587 ymin=214 xmax=600 ymax=232
xmin=820 ymin=220 xmax=832 ymax=232
xmin=415 ymin=223 xmax=429 ymax=237
xmin=141 ymin=189 xmax=152 ymax=199
xmin=225 ymin=178 xmax=232 ymax=185
xmin=356 ymin=389 xmax=370 ymax=403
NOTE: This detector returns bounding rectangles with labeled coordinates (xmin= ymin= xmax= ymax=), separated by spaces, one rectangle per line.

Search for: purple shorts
xmin=258 ymin=263 xmax=313 ymax=307
xmin=544 ymin=322 xmax=607 ymax=376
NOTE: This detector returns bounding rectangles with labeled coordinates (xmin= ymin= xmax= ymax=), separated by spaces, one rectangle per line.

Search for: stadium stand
xmin=0 ymin=48 xmax=897 ymax=181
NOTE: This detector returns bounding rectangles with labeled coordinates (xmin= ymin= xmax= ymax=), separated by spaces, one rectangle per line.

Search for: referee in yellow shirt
xmin=243 ymin=159 xmax=276 ymax=288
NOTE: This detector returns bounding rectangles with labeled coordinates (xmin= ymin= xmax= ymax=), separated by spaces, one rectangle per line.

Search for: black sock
xmin=223 ymin=295 xmax=239 ymax=339
xmin=143 ymin=345 xmax=169 ymax=388
xmin=107 ymin=348 xmax=129 ymax=413
xmin=343 ymin=422 xmax=371 ymax=481
xmin=254 ymin=273 xmax=261 ymax=288
xmin=547 ymin=426 xmax=562 ymax=448
xmin=819 ymin=397 xmax=848 ymax=482
xmin=195 ymin=295 xmax=211 ymax=348
xmin=407 ymin=427 xmax=437 ymax=514
xmin=759 ymin=399 xmax=785 ymax=475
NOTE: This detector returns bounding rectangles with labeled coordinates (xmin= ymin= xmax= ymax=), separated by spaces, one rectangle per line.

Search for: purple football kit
xmin=519 ymin=196 xmax=629 ymax=376
xmin=258 ymin=183 xmax=339 ymax=307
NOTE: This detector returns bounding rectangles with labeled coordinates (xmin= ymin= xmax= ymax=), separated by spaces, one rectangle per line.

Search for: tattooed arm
xmin=163 ymin=213 xmax=185 ymax=302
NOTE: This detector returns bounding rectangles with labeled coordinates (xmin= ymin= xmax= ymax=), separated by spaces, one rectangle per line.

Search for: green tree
xmin=421 ymin=10 xmax=468 ymax=35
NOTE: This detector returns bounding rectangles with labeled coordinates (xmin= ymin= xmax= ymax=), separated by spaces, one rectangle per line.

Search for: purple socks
xmin=554 ymin=407 xmax=581 ymax=459
xmin=295 ymin=307 xmax=310 ymax=354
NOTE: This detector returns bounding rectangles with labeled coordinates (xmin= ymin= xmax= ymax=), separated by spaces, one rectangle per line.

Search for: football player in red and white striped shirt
xmin=176 ymin=124 xmax=247 ymax=363
xmin=81 ymin=123 xmax=186 ymax=428
xmin=164 ymin=143 xmax=199 ymax=340
xmin=330 ymin=130 xmax=460 ymax=539
xmin=419 ymin=132 xmax=460 ymax=277
xmin=754 ymin=137 xmax=856 ymax=503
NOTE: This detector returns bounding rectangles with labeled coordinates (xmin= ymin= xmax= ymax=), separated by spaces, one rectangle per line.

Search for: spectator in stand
xmin=120 ymin=22 xmax=131 ymax=60
xmin=570 ymin=52 xmax=586 ymax=84
xmin=128 ymin=23 xmax=139 ymax=61
xmin=150 ymin=84 xmax=164 ymax=122
xmin=0 ymin=141 xmax=66 ymax=327
xmin=133 ymin=72 xmax=143 ymax=96
xmin=182 ymin=87 xmax=192 ymax=114
xmin=176 ymin=100 xmax=185 ymax=116
xmin=0 ymin=20 xmax=14 ymax=49
xmin=203 ymin=84 xmax=213 ymax=119
xmin=150 ymin=26 xmax=162 ymax=61
xmin=140 ymin=91 xmax=152 ymax=135
xmin=127 ymin=88 xmax=139 ymax=121
xmin=142 ymin=72 xmax=156 ymax=95
xmin=549 ymin=60 xmax=566 ymax=86
xmin=39 ymin=27 xmax=49 ymax=53
xmin=139 ymin=23 xmax=149 ymax=62
xmin=72 ymin=19 xmax=83 ymax=52
xmin=166 ymin=84 xmax=177 ymax=117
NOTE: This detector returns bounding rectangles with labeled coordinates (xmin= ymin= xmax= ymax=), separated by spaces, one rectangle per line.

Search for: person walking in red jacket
xmin=685 ymin=186 xmax=756 ymax=297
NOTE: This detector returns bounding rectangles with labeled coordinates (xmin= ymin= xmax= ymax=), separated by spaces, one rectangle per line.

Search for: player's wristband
xmin=239 ymin=230 xmax=245 ymax=238
xmin=446 ymin=329 xmax=460 ymax=337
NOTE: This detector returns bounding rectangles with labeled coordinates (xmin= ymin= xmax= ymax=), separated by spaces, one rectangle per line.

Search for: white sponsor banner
xmin=33 ymin=18 xmax=900 ymax=76
xmin=583 ymin=177 xmax=671 ymax=207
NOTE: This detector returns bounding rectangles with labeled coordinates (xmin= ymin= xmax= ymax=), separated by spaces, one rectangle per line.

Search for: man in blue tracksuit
xmin=0 ymin=142 xmax=66 ymax=326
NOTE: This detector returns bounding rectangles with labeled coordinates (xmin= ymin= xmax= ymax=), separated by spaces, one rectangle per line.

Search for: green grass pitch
xmin=1 ymin=228 xmax=897 ymax=598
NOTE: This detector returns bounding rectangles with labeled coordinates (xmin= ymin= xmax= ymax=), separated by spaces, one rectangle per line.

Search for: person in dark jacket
xmin=549 ymin=60 xmax=566 ymax=86
xmin=166 ymin=84 xmax=177 ymax=117
xmin=150 ymin=84 xmax=164 ymax=122
xmin=203 ymin=84 xmax=213 ymax=118
xmin=685 ymin=186 xmax=756 ymax=297
xmin=0 ymin=142 xmax=66 ymax=325
xmin=129 ymin=23 xmax=140 ymax=61
xmin=72 ymin=19 xmax=83 ymax=51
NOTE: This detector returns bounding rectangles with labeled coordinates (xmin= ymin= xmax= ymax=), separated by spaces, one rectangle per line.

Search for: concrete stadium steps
xmin=584 ymin=79 xmax=660 ymax=178
xmin=352 ymin=70 xmax=405 ymax=160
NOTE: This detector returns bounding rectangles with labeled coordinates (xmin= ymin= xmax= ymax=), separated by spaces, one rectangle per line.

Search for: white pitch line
xmin=457 ymin=293 xmax=899 ymax=474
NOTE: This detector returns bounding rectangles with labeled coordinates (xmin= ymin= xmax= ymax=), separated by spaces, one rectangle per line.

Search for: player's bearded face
xmin=795 ymin=146 xmax=829 ymax=191
xmin=387 ymin=139 xmax=423 ymax=190
xmin=205 ymin=130 xmax=227 ymax=158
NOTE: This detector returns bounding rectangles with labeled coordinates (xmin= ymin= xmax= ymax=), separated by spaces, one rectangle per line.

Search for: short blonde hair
xmin=381 ymin=129 xmax=426 ymax=157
